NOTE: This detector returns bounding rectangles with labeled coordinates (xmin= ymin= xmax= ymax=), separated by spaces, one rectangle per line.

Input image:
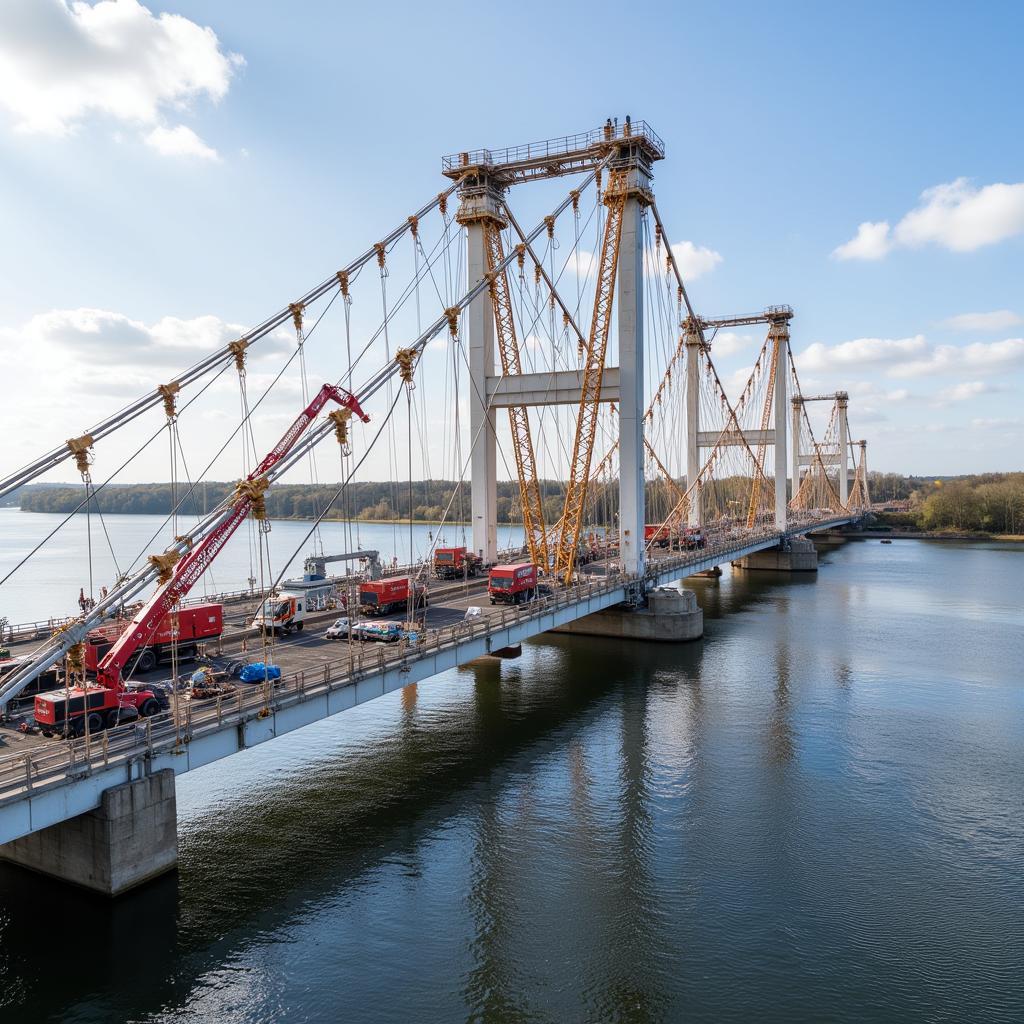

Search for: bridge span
xmin=0 ymin=517 xmax=854 ymax=862
xmin=0 ymin=119 xmax=874 ymax=894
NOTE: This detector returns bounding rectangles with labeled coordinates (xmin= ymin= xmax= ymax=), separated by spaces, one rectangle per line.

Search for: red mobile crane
xmin=33 ymin=384 xmax=369 ymax=737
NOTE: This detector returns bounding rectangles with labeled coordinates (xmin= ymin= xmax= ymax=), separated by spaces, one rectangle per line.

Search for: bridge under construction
xmin=0 ymin=120 xmax=871 ymax=894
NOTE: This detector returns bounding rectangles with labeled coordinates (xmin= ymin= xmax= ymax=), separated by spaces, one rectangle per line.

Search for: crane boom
xmin=96 ymin=384 xmax=369 ymax=690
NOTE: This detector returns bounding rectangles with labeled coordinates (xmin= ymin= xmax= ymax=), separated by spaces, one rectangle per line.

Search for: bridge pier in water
xmin=552 ymin=586 xmax=703 ymax=642
xmin=731 ymin=536 xmax=818 ymax=572
xmin=0 ymin=769 xmax=177 ymax=896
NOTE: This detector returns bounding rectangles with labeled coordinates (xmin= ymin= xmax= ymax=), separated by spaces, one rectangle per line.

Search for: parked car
xmin=352 ymin=621 xmax=404 ymax=644
xmin=324 ymin=616 xmax=351 ymax=640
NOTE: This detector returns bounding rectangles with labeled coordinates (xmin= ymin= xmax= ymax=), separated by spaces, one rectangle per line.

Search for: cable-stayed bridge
xmin=0 ymin=120 xmax=870 ymax=893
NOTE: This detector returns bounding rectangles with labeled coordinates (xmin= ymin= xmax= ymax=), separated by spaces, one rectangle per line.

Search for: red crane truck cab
xmin=358 ymin=577 xmax=428 ymax=617
xmin=33 ymin=682 xmax=169 ymax=738
xmin=488 ymin=563 xmax=538 ymax=605
xmin=433 ymin=546 xmax=482 ymax=580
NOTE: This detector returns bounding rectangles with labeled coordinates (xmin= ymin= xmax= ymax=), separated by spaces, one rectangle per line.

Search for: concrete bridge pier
xmin=552 ymin=586 xmax=703 ymax=642
xmin=731 ymin=536 xmax=818 ymax=572
xmin=0 ymin=769 xmax=177 ymax=896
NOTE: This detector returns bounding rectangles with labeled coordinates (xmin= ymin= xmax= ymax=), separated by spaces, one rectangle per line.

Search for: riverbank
xmin=846 ymin=528 xmax=1024 ymax=542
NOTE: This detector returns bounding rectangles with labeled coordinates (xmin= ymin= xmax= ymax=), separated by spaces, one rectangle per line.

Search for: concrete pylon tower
xmin=770 ymin=314 xmax=789 ymax=530
xmin=457 ymin=177 xmax=504 ymax=564
xmin=613 ymin=143 xmax=654 ymax=577
xmin=836 ymin=391 xmax=849 ymax=506
xmin=684 ymin=323 xmax=702 ymax=526
xmin=790 ymin=396 xmax=802 ymax=502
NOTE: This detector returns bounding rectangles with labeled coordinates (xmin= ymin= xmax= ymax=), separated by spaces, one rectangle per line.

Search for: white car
xmin=324 ymin=617 xmax=351 ymax=639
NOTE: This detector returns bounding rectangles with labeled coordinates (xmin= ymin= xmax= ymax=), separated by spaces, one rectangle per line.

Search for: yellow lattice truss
xmin=481 ymin=220 xmax=548 ymax=569
xmin=553 ymin=170 xmax=627 ymax=583
xmin=847 ymin=443 xmax=870 ymax=510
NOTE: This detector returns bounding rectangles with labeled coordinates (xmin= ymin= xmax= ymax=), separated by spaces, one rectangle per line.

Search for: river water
xmin=0 ymin=534 xmax=1022 ymax=1022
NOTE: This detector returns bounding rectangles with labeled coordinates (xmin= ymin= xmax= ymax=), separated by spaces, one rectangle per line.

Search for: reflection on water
xmin=0 ymin=539 xmax=1022 ymax=1023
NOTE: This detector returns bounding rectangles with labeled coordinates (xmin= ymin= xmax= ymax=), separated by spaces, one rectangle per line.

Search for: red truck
xmin=645 ymin=523 xmax=672 ymax=548
xmin=488 ymin=563 xmax=538 ymax=605
xmin=34 ymin=681 xmax=170 ymax=738
xmin=433 ymin=546 xmax=482 ymax=580
xmin=358 ymin=578 xmax=428 ymax=616
xmin=84 ymin=603 xmax=224 ymax=675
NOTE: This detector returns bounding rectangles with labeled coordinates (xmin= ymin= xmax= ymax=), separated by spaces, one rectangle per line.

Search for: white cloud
xmin=3 ymin=308 xmax=290 ymax=381
xmin=0 ymin=0 xmax=243 ymax=158
xmin=798 ymin=335 xmax=928 ymax=372
xmin=892 ymin=338 xmax=1024 ymax=378
xmin=670 ymin=241 xmax=722 ymax=280
xmin=833 ymin=178 xmax=1024 ymax=259
xmin=710 ymin=331 xmax=752 ymax=357
xmin=832 ymin=221 xmax=892 ymax=261
xmin=971 ymin=417 xmax=1022 ymax=430
xmin=933 ymin=380 xmax=1003 ymax=404
xmin=799 ymin=333 xmax=1024 ymax=381
xmin=940 ymin=310 xmax=1022 ymax=332
xmin=145 ymin=124 xmax=219 ymax=161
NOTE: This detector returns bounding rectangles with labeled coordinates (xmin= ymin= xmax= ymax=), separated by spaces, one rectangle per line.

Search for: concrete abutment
xmin=0 ymin=769 xmax=177 ymax=897
xmin=731 ymin=536 xmax=818 ymax=572
xmin=551 ymin=587 xmax=703 ymax=642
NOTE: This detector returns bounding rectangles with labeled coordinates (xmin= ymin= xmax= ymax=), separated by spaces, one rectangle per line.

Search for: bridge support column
xmin=0 ymin=769 xmax=177 ymax=897
xmin=732 ymin=536 xmax=817 ymax=572
xmin=617 ymin=182 xmax=648 ymax=576
xmin=685 ymin=326 xmax=701 ymax=526
xmin=773 ymin=321 xmax=788 ymax=530
xmin=552 ymin=586 xmax=702 ymax=641
xmin=460 ymin=185 xmax=501 ymax=564
xmin=791 ymin=397 xmax=802 ymax=503
xmin=837 ymin=392 xmax=849 ymax=506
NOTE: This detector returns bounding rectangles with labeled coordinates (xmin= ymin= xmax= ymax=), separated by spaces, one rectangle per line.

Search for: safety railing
xmin=442 ymin=121 xmax=665 ymax=173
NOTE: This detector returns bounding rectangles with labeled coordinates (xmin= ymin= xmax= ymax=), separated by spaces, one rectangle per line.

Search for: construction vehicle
xmin=432 ymin=546 xmax=483 ymax=580
xmin=32 ymin=383 xmax=369 ymax=737
xmin=488 ymin=563 xmax=538 ymax=605
xmin=645 ymin=523 xmax=673 ymax=548
xmin=303 ymin=549 xmax=382 ymax=580
xmin=251 ymin=578 xmax=336 ymax=634
xmin=358 ymin=578 xmax=427 ymax=617
xmin=84 ymin=603 xmax=223 ymax=674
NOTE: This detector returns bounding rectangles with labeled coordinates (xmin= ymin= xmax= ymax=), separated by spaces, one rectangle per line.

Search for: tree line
xmin=15 ymin=471 xmax=1024 ymax=535
xmin=876 ymin=472 xmax=1024 ymax=535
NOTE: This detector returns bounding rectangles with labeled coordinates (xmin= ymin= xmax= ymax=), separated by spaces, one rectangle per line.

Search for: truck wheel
xmin=136 ymin=649 xmax=157 ymax=673
xmin=296 ymin=622 xmax=304 ymax=633
xmin=140 ymin=699 xmax=160 ymax=718
xmin=86 ymin=712 xmax=104 ymax=734
xmin=105 ymin=709 xmax=122 ymax=728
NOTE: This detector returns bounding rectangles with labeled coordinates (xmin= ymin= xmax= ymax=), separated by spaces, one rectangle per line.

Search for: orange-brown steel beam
xmin=482 ymin=221 xmax=549 ymax=568
xmin=553 ymin=171 xmax=627 ymax=583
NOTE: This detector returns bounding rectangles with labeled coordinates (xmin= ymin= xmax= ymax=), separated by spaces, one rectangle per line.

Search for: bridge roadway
xmin=0 ymin=517 xmax=853 ymax=845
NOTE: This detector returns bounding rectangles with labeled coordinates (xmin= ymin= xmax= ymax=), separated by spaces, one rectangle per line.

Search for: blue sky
xmin=0 ymin=0 xmax=1021 ymax=482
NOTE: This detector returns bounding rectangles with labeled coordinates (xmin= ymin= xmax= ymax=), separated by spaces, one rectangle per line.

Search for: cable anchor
xmin=148 ymin=549 xmax=182 ymax=585
xmin=328 ymin=408 xmax=353 ymax=453
xmin=444 ymin=307 xmax=459 ymax=340
xmin=228 ymin=339 xmax=249 ymax=375
xmin=395 ymin=347 xmax=417 ymax=389
xmin=157 ymin=382 xmax=181 ymax=421
xmin=66 ymin=434 xmax=94 ymax=479
xmin=234 ymin=476 xmax=270 ymax=520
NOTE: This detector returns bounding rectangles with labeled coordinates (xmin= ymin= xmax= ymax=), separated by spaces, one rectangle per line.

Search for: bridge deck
xmin=0 ymin=518 xmax=853 ymax=844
